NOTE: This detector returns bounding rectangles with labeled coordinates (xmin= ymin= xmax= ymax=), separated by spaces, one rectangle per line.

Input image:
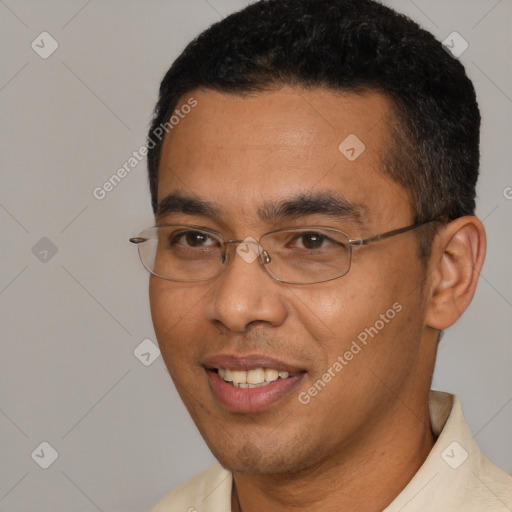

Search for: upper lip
xmin=203 ymin=354 xmax=305 ymax=374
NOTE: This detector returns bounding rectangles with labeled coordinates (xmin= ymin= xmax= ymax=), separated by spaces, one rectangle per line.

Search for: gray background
xmin=0 ymin=1 xmax=510 ymax=511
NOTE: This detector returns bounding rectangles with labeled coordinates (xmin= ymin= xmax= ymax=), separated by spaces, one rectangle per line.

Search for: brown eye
xmin=291 ymin=232 xmax=330 ymax=250
xmin=171 ymin=230 xmax=217 ymax=248
xmin=302 ymin=233 xmax=325 ymax=249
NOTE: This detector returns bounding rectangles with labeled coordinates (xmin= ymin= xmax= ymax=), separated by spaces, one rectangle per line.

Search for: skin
xmin=149 ymin=87 xmax=486 ymax=512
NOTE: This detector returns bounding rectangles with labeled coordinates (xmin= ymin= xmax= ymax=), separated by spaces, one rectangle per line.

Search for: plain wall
xmin=0 ymin=1 xmax=510 ymax=510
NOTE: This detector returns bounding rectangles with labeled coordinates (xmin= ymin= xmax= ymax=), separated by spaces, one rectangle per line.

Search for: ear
xmin=425 ymin=216 xmax=486 ymax=330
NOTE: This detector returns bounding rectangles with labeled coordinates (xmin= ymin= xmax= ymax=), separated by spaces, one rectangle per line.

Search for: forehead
xmin=158 ymin=86 xmax=412 ymax=227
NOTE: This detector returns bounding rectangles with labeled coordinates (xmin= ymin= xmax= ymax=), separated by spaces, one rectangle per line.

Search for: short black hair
xmin=147 ymin=0 xmax=480 ymax=256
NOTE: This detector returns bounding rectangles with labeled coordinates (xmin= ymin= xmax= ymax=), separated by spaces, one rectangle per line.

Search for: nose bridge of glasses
xmin=215 ymin=238 xmax=273 ymax=272
xmin=224 ymin=237 xmax=269 ymax=263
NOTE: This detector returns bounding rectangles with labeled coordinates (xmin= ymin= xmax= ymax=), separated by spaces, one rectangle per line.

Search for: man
xmin=130 ymin=0 xmax=512 ymax=510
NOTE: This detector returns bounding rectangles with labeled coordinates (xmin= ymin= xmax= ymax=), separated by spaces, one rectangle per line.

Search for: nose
xmin=203 ymin=241 xmax=288 ymax=333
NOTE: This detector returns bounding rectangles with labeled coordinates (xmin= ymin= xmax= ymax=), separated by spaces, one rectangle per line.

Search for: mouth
xmin=215 ymin=367 xmax=293 ymax=388
xmin=204 ymin=355 xmax=306 ymax=413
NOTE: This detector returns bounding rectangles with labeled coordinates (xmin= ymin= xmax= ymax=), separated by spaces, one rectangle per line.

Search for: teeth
xmin=231 ymin=370 xmax=246 ymax=384
xmin=218 ymin=368 xmax=231 ymax=381
xmin=264 ymin=369 xmax=279 ymax=382
xmin=247 ymin=368 xmax=265 ymax=384
xmin=247 ymin=382 xmax=270 ymax=388
xmin=216 ymin=367 xmax=292 ymax=387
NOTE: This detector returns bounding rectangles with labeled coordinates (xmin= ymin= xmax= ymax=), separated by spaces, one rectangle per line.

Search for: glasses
xmin=129 ymin=221 xmax=434 ymax=285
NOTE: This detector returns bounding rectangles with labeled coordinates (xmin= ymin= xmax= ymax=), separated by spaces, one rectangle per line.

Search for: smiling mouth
xmin=205 ymin=357 xmax=306 ymax=412
xmin=215 ymin=367 xmax=294 ymax=388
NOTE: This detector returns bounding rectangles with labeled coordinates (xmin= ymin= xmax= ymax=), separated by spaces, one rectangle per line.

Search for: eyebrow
xmin=156 ymin=192 xmax=221 ymax=220
xmin=258 ymin=192 xmax=366 ymax=224
xmin=156 ymin=191 xmax=366 ymax=224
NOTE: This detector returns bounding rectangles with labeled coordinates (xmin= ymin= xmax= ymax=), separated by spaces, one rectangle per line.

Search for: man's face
xmin=150 ymin=87 xmax=434 ymax=474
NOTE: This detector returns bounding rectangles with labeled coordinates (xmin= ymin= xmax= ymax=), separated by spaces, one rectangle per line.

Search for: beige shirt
xmin=151 ymin=391 xmax=512 ymax=511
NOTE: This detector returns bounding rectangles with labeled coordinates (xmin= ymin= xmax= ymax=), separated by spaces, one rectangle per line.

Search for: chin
xmin=208 ymin=433 xmax=322 ymax=476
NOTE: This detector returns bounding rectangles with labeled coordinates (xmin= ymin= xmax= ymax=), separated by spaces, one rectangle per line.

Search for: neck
xmin=231 ymin=398 xmax=435 ymax=512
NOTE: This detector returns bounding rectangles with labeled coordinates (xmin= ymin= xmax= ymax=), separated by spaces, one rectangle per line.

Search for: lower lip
xmin=207 ymin=370 xmax=305 ymax=413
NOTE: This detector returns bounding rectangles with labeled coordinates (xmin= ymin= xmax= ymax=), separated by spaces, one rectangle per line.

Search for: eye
xmin=289 ymin=232 xmax=332 ymax=250
xmin=170 ymin=230 xmax=219 ymax=248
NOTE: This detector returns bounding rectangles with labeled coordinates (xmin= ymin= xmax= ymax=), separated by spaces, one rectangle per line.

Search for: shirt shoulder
xmin=385 ymin=391 xmax=512 ymax=512
xmin=474 ymin=456 xmax=512 ymax=511
xmin=149 ymin=463 xmax=232 ymax=512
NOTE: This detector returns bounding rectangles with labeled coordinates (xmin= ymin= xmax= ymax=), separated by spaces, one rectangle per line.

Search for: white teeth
xmin=218 ymin=368 xmax=231 ymax=381
xmin=247 ymin=368 xmax=265 ymax=385
xmin=216 ymin=366 xmax=292 ymax=387
xmin=231 ymin=370 xmax=246 ymax=384
xmin=247 ymin=382 xmax=270 ymax=388
xmin=264 ymin=369 xmax=279 ymax=382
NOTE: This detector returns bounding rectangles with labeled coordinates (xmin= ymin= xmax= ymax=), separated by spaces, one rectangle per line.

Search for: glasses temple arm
xmin=350 ymin=220 xmax=436 ymax=247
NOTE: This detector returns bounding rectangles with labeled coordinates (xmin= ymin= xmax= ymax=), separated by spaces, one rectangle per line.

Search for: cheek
xmin=149 ymin=277 xmax=204 ymax=324
xmin=149 ymin=279 xmax=205 ymax=364
xmin=292 ymin=257 xmax=423 ymax=364
xmin=292 ymin=281 xmax=392 ymax=343
xmin=149 ymin=279 xmax=176 ymax=336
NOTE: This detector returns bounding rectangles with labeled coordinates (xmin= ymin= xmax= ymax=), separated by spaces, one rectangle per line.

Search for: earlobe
xmin=425 ymin=216 xmax=486 ymax=330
